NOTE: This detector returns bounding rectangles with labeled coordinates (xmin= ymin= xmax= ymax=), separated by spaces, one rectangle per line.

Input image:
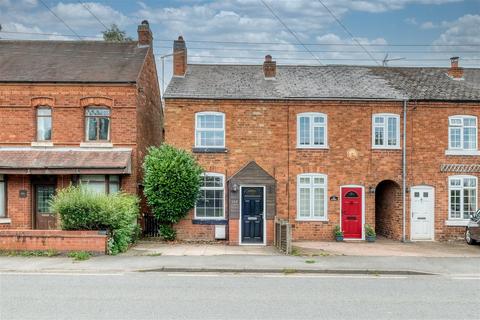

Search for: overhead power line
xmin=315 ymin=0 xmax=380 ymax=66
xmin=260 ymin=0 xmax=323 ymax=65
xmin=38 ymin=0 xmax=82 ymax=40
xmin=78 ymin=1 xmax=109 ymax=30
xmin=1 ymin=30 xmax=479 ymax=47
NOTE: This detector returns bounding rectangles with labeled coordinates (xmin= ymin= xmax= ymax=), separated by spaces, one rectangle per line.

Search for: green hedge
xmin=51 ymin=186 xmax=140 ymax=255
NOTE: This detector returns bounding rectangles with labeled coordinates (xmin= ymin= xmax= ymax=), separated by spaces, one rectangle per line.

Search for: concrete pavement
xmin=1 ymin=254 xmax=479 ymax=276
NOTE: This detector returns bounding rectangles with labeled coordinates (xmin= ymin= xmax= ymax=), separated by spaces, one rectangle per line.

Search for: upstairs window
xmin=449 ymin=175 xmax=477 ymax=220
xmin=85 ymin=107 xmax=110 ymax=141
xmin=372 ymin=114 xmax=400 ymax=149
xmin=195 ymin=112 xmax=225 ymax=148
xmin=297 ymin=113 xmax=327 ymax=148
xmin=297 ymin=173 xmax=328 ymax=220
xmin=449 ymin=116 xmax=477 ymax=151
xmin=195 ymin=173 xmax=225 ymax=219
xmin=37 ymin=107 xmax=52 ymax=141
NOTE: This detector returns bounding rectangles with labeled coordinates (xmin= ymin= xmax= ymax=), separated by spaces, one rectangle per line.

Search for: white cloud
xmin=434 ymin=14 xmax=480 ymax=47
xmin=420 ymin=21 xmax=437 ymax=29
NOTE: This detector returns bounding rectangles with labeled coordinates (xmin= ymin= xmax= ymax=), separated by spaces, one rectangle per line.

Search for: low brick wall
xmin=0 ymin=230 xmax=108 ymax=254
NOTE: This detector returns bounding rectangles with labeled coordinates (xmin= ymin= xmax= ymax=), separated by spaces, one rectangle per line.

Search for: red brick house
xmin=0 ymin=21 xmax=162 ymax=232
xmin=164 ymin=37 xmax=480 ymax=245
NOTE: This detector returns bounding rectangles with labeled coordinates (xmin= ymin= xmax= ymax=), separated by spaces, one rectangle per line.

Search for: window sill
xmin=372 ymin=146 xmax=401 ymax=150
xmin=445 ymin=149 xmax=480 ymax=156
xmin=0 ymin=218 xmax=12 ymax=224
xmin=80 ymin=142 xmax=113 ymax=148
xmin=192 ymin=147 xmax=227 ymax=153
xmin=192 ymin=219 xmax=227 ymax=225
xmin=296 ymin=146 xmax=329 ymax=150
xmin=445 ymin=220 xmax=469 ymax=226
xmin=31 ymin=141 xmax=54 ymax=147
xmin=296 ymin=218 xmax=328 ymax=222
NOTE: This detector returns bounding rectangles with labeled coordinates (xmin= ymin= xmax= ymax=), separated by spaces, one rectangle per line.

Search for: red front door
xmin=341 ymin=187 xmax=362 ymax=239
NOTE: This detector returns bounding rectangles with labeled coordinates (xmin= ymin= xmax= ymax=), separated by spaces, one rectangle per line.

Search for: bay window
xmin=80 ymin=175 xmax=120 ymax=194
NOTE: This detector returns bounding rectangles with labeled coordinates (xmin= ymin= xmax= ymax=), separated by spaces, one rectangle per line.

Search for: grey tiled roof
xmin=165 ymin=64 xmax=480 ymax=101
xmin=0 ymin=40 xmax=149 ymax=83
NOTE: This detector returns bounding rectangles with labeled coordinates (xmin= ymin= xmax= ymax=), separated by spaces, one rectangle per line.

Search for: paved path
xmin=1 ymin=272 xmax=478 ymax=319
xmin=294 ymin=238 xmax=480 ymax=257
xmin=1 ymin=255 xmax=479 ymax=276
xmin=125 ymin=241 xmax=278 ymax=256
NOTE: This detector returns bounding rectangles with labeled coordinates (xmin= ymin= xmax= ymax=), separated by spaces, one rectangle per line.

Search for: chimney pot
xmin=263 ymin=54 xmax=276 ymax=79
xmin=448 ymin=56 xmax=463 ymax=80
xmin=173 ymin=35 xmax=187 ymax=77
xmin=137 ymin=20 xmax=152 ymax=46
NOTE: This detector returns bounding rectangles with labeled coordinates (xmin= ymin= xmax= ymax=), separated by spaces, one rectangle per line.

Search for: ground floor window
xmin=80 ymin=175 xmax=120 ymax=194
xmin=195 ymin=173 xmax=224 ymax=219
xmin=0 ymin=175 xmax=5 ymax=218
xmin=297 ymin=173 xmax=328 ymax=220
xmin=449 ymin=175 xmax=477 ymax=220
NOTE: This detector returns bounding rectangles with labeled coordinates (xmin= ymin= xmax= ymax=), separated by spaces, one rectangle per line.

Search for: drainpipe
xmin=402 ymin=99 xmax=408 ymax=242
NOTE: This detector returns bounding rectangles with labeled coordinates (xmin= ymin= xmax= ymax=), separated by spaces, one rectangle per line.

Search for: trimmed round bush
xmin=143 ymin=144 xmax=203 ymax=227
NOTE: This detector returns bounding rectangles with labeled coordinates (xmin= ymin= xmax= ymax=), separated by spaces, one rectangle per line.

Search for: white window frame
xmin=194 ymin=172 xmax=225 ymax=220
xmin=296 ymin=113 xmax=328 ymax=149
xmin=0 ymin=175 xmax=6 ymax=218
xmin=448 ymin=175 xmax=477 ymax=222
xmin=372 ymin=113 xmax=400 ymax=149
xmin=447 ymin=115 xmax=478 ymax=153
xmin=36 ymin=106 xmax=52 ymax=142
xmin=194 ymin=112 xmax=225 ymax=148
xmin=296 ymin=173 xmax=328 ymax=221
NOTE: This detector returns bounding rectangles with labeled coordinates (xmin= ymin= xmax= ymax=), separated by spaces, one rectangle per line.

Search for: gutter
xmin=402 ymin=99 xmax=408 ymax=242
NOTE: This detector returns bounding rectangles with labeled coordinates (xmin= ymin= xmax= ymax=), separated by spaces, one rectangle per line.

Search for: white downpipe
xmin=402 ymin=99 xmax=408 ymax=242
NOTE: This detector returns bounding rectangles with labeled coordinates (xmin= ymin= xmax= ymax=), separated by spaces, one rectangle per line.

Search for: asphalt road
xmin=0 ymin=272 xmax=478 ymax=320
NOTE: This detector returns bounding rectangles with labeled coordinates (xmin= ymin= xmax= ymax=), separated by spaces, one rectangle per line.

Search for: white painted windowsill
xmin=0 ymin=218 xmax=12 ymax=224
xmin=296 ymin=218 xmax=328 ymax=222
xmin=444 ymin=220 xmax=469 ymax=226
xmin=80 ymin=142 xmax=113 ymax=148
xmin=31 ymin=141 xmax=54 ymax=147
xmin=445 ymin=149 xmax=480 ymax=156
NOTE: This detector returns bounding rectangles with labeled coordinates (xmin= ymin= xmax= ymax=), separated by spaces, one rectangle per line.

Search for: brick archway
xmin=375 ymin=180 xmax=402 ymax=240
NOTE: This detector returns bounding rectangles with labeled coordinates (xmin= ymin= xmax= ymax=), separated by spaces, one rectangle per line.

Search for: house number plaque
xmin=19 ymin=190 xmax=28 ymax=198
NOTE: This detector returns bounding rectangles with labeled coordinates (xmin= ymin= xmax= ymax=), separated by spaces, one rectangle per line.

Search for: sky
xmin=0 ymin=0 xmax=479 ymax=90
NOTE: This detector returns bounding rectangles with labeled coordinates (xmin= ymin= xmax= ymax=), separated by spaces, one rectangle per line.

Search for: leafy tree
xmin=143 ymin=145 xmax=203 ymax=239
xmin=102 ymin=24 xmax=132 ymax=42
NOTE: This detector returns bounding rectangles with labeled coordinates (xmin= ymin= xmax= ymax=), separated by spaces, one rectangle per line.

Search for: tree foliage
xmin=143 ymin=145 xmax=203 ymax=225
xmin=102 ymin=24 xmax=132 ymax=42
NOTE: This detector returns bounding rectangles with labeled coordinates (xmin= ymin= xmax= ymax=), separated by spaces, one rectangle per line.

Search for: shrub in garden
xmin=51 ymin=186 xmax=140 ymax=255
xmin=143 ymin=144 xmax=203 ymax=240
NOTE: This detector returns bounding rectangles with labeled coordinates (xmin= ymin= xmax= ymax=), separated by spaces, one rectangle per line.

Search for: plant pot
xmin=335 ymin=235 xmax=344 ymax=242
xmin=366 ymin=235 xmax=376 ymax=242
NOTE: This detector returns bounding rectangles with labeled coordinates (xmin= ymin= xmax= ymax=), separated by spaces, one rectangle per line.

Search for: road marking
xmin=451 ymin=277 xmax=480 ymax=280
xmin=0 ymin=272 xmax=124 ymax=276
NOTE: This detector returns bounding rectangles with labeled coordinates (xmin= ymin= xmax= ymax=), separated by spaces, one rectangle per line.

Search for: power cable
xmin=38 ymin=0 xmax=82 ymax=40
xmin=259 ymin=0 xmax=323 ymax=65
xmin=78 ymin=1 xmax=109 ymax=30
xmin=315 ymin=0 xmax=380 ymax=66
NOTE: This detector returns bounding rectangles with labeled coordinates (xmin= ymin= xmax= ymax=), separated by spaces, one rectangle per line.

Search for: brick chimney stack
xmin=447 ymin=56 xmax=464 ymax=80
xmin=137 ymin=20 xmax=152 ymax=47
xmin=173 ymin=36 xmax=187 ymax=77
xmin=263 ymin=55 xmax=276 ymax=79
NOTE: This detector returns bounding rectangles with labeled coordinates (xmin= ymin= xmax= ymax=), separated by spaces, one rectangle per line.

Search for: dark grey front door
xmin=241 ymin=187 xmax=264 ymax=243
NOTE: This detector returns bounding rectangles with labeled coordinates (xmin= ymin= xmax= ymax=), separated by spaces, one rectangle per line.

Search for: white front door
xmin=411 ymin=186 xmax=434 ymax=240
